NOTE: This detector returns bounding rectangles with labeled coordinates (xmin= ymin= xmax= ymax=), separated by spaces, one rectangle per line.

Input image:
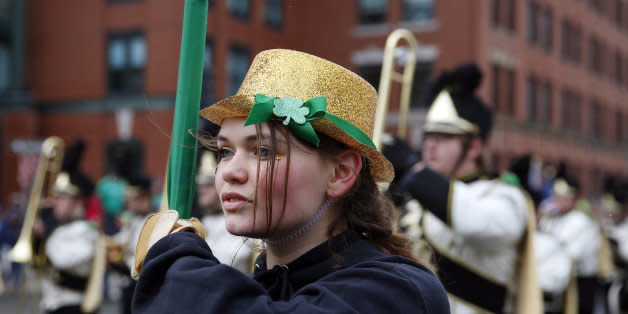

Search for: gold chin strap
xmin=598 ymin=228 xmax=616 ymax=277
xmin=516 ymin=195 xmax=543 ymax=314
xmin=563 ymin=266 xmax=578 ymax=314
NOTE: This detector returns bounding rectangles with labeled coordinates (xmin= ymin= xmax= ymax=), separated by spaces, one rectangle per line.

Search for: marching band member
xmin=110 ymin=174 xmax=155 ymax=314
xmin=538 ymin=174 xmax=601 ymax=313
xmin=395 ymin=64 xmax=541 ymax=313
xmin=39 ymin=141 xmax=98 ymax=314
xmin=131 ymin=49 xmax=449 ymax=313
xmin=602 ymin=181 xmax=628 ymax=314
xmin=534 ymin=231 xmax=574 ymax=313
xmin=196 ymin=150 xmax=253 ymax=273
xmin=508 ymin=155 xmax=574 ymax=313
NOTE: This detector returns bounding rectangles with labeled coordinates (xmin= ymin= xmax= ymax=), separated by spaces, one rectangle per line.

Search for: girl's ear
xmin=326 ymin=150 xmax=362 ymax=198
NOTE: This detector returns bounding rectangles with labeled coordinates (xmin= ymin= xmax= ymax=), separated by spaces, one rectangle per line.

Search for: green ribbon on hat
xmin=244 ymin=94 xmax=376 ymax=149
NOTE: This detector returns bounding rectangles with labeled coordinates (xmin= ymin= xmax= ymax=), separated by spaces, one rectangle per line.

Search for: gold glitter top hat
xmin=200 ymin=49 xmax=394 ymax=182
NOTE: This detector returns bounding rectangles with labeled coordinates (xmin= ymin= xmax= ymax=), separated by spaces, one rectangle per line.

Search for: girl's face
xmin=215 ymin=118 xmax=334 ymax=239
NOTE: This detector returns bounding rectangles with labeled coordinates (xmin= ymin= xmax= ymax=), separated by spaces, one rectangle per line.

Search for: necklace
xmin=264 ymin=198 xmax=334 ymax=245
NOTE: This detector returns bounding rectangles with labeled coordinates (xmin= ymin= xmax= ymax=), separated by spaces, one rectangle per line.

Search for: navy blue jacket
xmin=132 ymin=230 xmax=450 ymax=313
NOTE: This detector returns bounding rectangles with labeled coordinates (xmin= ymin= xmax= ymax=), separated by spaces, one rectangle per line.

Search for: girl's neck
xmin=264 ymin=203 xmax=343 ymax=267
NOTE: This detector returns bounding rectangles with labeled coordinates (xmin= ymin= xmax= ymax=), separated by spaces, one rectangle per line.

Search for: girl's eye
xmin=255 ymin=147 xmax=272 ymax=158
xmin=217 ymin=148 xmax=233 ymax=161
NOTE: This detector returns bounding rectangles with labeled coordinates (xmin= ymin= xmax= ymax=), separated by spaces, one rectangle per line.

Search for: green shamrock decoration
xmin=273 ymin=97 xmax=310 ymax=125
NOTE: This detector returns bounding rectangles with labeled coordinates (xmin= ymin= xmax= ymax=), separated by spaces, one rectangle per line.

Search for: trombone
xmin=9 ymin=137 xmax=64 ymax=265
xmin=373 ymin=28 xmax=419 ymax=150
xmin=372 ymin=29 xmax=419 ymax=229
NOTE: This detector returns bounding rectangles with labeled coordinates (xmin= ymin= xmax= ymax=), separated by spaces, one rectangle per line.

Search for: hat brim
xmin=199 ymin=95 xmax=394 ymax=183
xmin=423 ymin=122 xmax=477 ymax=136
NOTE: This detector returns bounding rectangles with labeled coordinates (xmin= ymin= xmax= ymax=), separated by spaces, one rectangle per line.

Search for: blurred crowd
xmin=0 ymin=140 xmax=253 ymax=314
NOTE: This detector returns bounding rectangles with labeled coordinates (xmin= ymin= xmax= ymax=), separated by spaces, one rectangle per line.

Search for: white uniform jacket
xmin=401 ymin=169 xmax=529 ymax=313
xmin=41 ymin=220 xmax=98 ymax=311
xmin=202 ymin=214 xmax=254 ymax=274
xmin=538 ymin=209 xmax=600 ymax=277
xmin=534 ymin=232 xmax=572 ymax=296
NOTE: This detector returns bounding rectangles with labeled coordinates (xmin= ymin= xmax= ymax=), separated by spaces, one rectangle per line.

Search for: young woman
xmin=131 ymin=49 xmax=449 ymax=313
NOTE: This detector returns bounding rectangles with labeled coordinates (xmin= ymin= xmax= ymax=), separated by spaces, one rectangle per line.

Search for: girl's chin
xmin=224 ymin=221 xmax=264 ymax=238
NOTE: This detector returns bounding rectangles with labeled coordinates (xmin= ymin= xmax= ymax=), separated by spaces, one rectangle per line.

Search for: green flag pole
xmin=167 ymin=0 xmax=208 ymax=218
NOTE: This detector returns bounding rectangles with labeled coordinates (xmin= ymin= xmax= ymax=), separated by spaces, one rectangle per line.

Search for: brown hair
xmin=204 ymin=120 xmax=416 ymax=260
xmin=260 ymin=121 xmax=415 ymax=259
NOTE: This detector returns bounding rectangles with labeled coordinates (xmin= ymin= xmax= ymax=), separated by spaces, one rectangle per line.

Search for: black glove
xmin=381 ymin=135 xmax=421 ymax=207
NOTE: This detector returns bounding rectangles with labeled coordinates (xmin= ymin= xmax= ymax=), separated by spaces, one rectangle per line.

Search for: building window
xmin=539 ymin=81 xmax=552 ymax=124
xmin=616 ymin=0 xmax=624 ymax=27
xmin=358 ymin=61 xmax=431 ymax=108
xmin=358 ymin=64 xmax=382 ymax=91
xmin=539 ymin=8 xmax=552 ymax=52
xmin=107 ymin=32 xmax=146 ymax=94
xmin=589 ymin=0 xmax=603 ymax=13
xmin=590 ymin=100 xmax=602 ymax=139
xmin=616 ymin=109 xmax=623 ymax=143
xmin=402 ymin=0 xmax=434 ymax=22
xmin=527 ymin=1 xmax=538 ymax=44
xmin=200 ymin=40 xmax=214 ymax=107
xmin=621 ymin=112 xmax=628 ymax=144
xmin=108 ymin=0 xmax=143 ymax=3
xmin=589 ymin=37 xmax=604 ymax=75
xmin=228 ymin=0 xmax=250 ymax=19
xmin=492 ymin=0 xmax=516 ymax=32
xmin=227 ymin=45 xmax=249 ymax=96
xmin=410 ymin=61 xmax=433 ymax=107
xmin=615 ymin=51 xmax=623 ymax=85
xmin=491 ymin=0 xmax=500 ymax=27
xmin=265 ymin=0 xmax=283 ymax=29
xmin=561 ymin=20 xmax=582 ymax=63
xmin=358 ymin=0 xmax=387 ymax=25
xmin=526 ymin=75 xmax=538 ymax=122
xmin=561 ymin=89 xmax=581 ymax=132
xmin=560 ymin=21 xmax=569 ymax=59
xmin=492 ymin=64 xmax=516 ymax=116
xmin=0 ymin=44 xmax=9 ymax=92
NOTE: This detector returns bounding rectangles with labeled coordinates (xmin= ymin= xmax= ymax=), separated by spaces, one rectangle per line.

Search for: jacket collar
xmin=252 ymin=230 xmax=383 ymax=301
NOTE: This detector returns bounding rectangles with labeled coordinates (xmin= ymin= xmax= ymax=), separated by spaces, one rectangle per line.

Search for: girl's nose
xmin=220 ymin=152 xmax=249 ymax=185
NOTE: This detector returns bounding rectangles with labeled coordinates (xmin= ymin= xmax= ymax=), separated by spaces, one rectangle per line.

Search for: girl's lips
xmin=222 ymin=198 xmax=250 ymax=211
xmin=221 ymin=192 xmax=251 ymax=211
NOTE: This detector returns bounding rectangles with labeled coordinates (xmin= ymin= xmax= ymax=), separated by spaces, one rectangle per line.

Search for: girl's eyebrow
xmin=216 ymin=134 xmax=271 ymax=143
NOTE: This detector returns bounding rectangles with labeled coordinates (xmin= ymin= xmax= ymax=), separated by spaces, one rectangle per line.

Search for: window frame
xmin=401 ymin=0 xmax=435 ymax=23
xmin=106 ymin=31 xmax=146 ymax=95
xmin=264 ymin=0 xmax=283 ymax=29
xmin=357 ymin=0 xmax=388 ymax=25
xmin=227 ymin=45 xmax=250 ymax=97
xmin=227 ymin=0 xmax=251 ymax=20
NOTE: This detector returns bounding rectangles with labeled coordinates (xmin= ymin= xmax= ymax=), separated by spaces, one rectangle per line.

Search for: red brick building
xmin=1 ymin=0 xmax=626 ymax=207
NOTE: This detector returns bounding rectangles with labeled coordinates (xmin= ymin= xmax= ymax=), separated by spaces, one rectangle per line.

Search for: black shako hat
xmin=53 ymin=139 xmax=94 ymax=198
xmin=423 ymin=63 xmax=494 ymax=141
